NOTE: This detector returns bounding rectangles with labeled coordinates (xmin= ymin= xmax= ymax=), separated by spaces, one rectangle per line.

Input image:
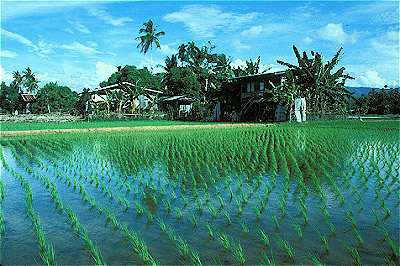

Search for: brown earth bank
xmin=0 ymin=123 xmax=271 ymax=136
xmin=0 ymin=114 xmax=82 ymax=123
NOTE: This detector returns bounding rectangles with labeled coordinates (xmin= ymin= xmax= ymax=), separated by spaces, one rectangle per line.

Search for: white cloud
xmin=370 ymin=30 xmax=399 ymax=58
xmin=0 ymin=50 xmax=19 ymax=58
xmin=164 ymin=5 xmax=260 ymax=38
xmin=67 ymin=20 xmax=91 ymax=34
xmin=318 ymin=23 xmax=358 ymax=44
xmin=232 ymin=40 xmax=251 ymax=52
xmin=344 ymin=2 xmax=399 ymax=25
xmin=159 ymin=44 xmax=178 ymax=55
xmin=358 ymin=71 xmax=386 ymax=88
xmin=86 ymin=41 xmax=99 ymax=47
xmin=241 ymin=26 xmax=263 ymax=38
xmin=37 ymin=39 xmax=54 ymax=55
xmin=88 ymin=8 xmax=133 ymax=27
xmin=1 ymin=29 xmax=37 ymax=49
xmin=2 ymin=1 xmax=93 ymax=21
xmin=231 ymin=58 xmax=246 ymax=69
xmin=302 ymin=37 xmax=313 ymax=44
xmin=1 ymin=29 xmax=54 ymax=56
xmin=61 ymin=42 xmax=101 ymax=55
xmin=0 ymin=66 xmax=14 ymax=84
xmin=96 ymin=61 xmax=117 ymax=81
xmin=36 ymin=72 xmax=57 ymax=85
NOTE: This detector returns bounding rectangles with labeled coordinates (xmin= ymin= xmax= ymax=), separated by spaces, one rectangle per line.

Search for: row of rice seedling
xmin=0 ymin=149 xmax=6 ymax=262
xmin=15 ymin=138 xmax=159 ymax=265
xmin=0 ymin=149 xmax=56 ymax=265
xmin=1 ymin=121 xmax=398 ymax=264
xmin=2 ymin=139 xmax=112 ymax=265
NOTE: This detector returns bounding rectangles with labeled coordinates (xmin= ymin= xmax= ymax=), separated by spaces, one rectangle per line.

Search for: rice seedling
xmin=230 ymin=240 xmax=245 ymax=265
xmin=353 ymin=228 xmax=364 ymax=245
xmin=292 ymin=220 xmax=303 ymax=240
xmin=276 ymin=236 xmax=295 ymax=260
xmin=190 ymin=251 xmax=202 ymax=265
xmin=223 ymin=210 xmax=231 ymax=225
xmin=174 ymin=207 xmax=183 ymax=220
xmin=260 ymin=251 xmax=276 ymax=266
xmin=271 ymin=215 xmax=279 ymax=231
xmin=207 ymin=203 xmax=217 ymax=219
xmin=204 ymin=222 xmax=213 ymax=237
xmin=314 ymin=228 xmax=329 ymax=252
xmin=307 ymin=252 xmax=324 ymax=266
xmin=145 ymin=209 xmax=153 ymax=224
xmin=258 ymin=229 xmax=270 ymax=246
xmin=253 ymin=205 xmax=262 ymax=220
xmin=217 ymin=231 xmax=230 ymax=249
xmin=240 ymin=220 xmax=250 ymax=234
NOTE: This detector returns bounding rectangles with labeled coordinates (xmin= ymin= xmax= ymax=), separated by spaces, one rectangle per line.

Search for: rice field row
xmin=0 ymin=122 xmax=399 ymax=265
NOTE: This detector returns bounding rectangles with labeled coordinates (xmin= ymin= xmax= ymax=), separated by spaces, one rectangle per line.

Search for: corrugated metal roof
xmin=229 ymin=71 xmax=286 ymax=80
xmin=21 ymin=94 xmax=36 ymax=102
xmin=161 ymin=95 xmax=197 ymax=102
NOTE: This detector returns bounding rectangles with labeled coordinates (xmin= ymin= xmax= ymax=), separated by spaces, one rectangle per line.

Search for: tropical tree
xmin=136 ymin=20 xmax=165 ymax=70
xmin=158 ymin=55 xmax=178 ymax=90
xmin=275 ymin=45 xmax=355 ymax=116
xmin=12 ymin=71 xmax=23 ymax=92
xmin=0 ymin=82 xmax=20 ymax=113
xmin=32 ymin=82 xmax=78 ymax=114
xmin=244 ymin=56 xmax=261 ymax=75
xmin=22 ymin=67 xmax=40 ymax=93
xmin=164 ymin=67 xmax=202 ymax=98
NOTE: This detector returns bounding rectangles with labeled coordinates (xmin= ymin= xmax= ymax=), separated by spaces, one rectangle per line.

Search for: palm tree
xmin=22 ymin=67 xmax=40 ymax=93
xmin=12 ymin=71 xmax=23 ymax=93
xmin=157 ymin=55 xmax=178 ymax=90
xmin=135 ymin=20 xmax=165 ymax=70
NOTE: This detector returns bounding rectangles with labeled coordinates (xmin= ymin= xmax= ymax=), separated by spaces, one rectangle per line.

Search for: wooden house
xmin=88 ymin=82 xmax=165 ymax=113
xmin=226 ymin=71 xmax=286 ymax=121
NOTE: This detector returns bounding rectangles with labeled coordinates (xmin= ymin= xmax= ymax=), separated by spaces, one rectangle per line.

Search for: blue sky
xmin=1 ymin=0 xmax=399 ymax=92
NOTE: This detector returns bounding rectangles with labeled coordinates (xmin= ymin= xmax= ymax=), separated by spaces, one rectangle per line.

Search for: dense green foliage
xmin=0 ymin=82 xmax=20 ymax=114
xmin=31 ymin=82 xmax=79 ymax=114
xmin=352 ymin=87 xmax=400 ymax=114
xmin=271 ymin=46 xmax=355 ymax=117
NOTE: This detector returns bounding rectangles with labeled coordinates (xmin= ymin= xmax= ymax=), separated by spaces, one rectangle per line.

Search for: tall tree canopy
xmin=0 ymin=82 xmax=20 ymax=113
xmin=31 ymin=82 xmax=78 ymax=114
xmin=136 ymin=20 xmax=165 ymax=70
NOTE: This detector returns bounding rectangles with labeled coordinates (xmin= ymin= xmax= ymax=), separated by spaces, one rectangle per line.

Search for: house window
xmin=251 ymin=82 xmax=255 ymax=92
xmin=260 ymin=82 xmax=265 ymax=90
xmin=247 ymin=83 xmax=251 ymax=92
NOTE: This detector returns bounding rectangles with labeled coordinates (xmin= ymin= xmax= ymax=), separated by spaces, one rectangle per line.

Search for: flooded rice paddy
xmin=0 ymin=123 xmax=399 ymax=265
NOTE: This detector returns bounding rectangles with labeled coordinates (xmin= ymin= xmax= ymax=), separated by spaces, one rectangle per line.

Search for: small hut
xmin=20 ymin=93 xmax=36 ymax=114
xmin=160 ymin=95 xmax=197 ymax=119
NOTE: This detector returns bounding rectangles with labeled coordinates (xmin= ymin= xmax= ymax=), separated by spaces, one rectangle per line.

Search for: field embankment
xmin=1 ymin=122 xmax=270 ymax=136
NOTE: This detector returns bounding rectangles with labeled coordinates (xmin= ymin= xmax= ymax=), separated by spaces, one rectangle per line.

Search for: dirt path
xmin=1 ymin=123 xmax=272 ymax=136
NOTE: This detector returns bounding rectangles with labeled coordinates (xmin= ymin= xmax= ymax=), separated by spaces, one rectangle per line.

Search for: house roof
xmin=161 ymin=95 xmax=197 ymax=102
xmin=229 ymin=71 xmax=286 ymax=81
xmin=20 ymin=94 xmax=36 ymax=102
xmin=88 ymin=81 xmax=165 ymax=95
